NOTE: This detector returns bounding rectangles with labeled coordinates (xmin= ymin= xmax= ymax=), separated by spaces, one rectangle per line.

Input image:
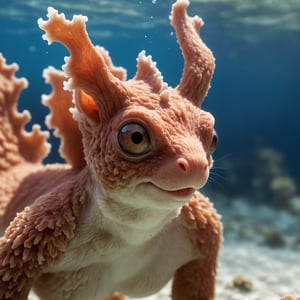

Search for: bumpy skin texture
xmin=0 ymin=1 xmax=222 ymax=299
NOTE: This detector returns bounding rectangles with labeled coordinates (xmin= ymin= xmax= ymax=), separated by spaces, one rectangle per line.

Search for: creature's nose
xmin=174 ymin=155 xmax=209 ymax=189
xmin=154 ymin=153 xmax=210 ymax=191
xmin=176 ymin=157 xmax=209 ymax=174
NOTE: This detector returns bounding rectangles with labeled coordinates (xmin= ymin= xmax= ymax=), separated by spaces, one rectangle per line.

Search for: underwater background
xmin=1 ymin=0 xmax=299 ymax=175
xmin=1 ymin=0 xmax=300 ymax=299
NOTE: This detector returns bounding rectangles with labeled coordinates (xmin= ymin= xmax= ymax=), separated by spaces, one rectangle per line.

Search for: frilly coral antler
xmin=171 ymin=0 xmax=215 ymax=106
xmin=38 ymin=8 xmax=129 ymax=123
xmin=134 ymin=51 xmax=168 ymax=94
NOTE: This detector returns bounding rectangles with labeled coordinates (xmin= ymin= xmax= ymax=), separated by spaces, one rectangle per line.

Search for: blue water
xmin=1 ymin=0 xmax=300 ymax=185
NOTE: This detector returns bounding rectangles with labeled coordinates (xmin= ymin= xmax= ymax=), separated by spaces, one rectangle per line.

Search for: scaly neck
xmin=87 ymin=177 xmax=179 ymax=246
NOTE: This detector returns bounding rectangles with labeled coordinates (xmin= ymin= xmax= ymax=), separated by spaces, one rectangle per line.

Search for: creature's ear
xmin=38 ymin=8 xmax=128 ymax=124
xmin=75 ymin=89 xmax=100 ymax=123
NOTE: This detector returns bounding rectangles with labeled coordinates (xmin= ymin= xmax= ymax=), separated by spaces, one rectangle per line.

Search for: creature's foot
xmin=102 ymin=292 xmax=125 ymax=300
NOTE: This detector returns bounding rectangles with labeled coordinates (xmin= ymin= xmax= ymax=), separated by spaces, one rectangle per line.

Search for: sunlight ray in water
xmin=0 ymin=0 xmax=299 ymax=39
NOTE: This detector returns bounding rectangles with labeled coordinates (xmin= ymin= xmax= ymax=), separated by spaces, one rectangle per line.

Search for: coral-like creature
xmin=0 ymin=0 xmax=222 ymax=299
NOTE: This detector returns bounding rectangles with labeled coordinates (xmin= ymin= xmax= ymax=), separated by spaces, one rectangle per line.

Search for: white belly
xmin=33 ymin=217 xmax=195 ymax=300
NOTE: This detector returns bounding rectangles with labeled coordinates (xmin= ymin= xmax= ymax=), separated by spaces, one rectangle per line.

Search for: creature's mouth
xmin=147 ymin=183 xmax=195 ymax=200
xmin=166 ymin=187 xmax=195 ymax=199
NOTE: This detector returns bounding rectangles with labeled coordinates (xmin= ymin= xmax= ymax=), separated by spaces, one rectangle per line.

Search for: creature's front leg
xmin=0 ymin=190 xmax=79 ymax=300
xmin=172 ymin=192 xmax=222 ymax=300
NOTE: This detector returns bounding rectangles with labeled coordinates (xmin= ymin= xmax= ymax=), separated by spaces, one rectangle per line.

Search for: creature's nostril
xmin=177 ymin=158 xmax=189 ymax=172
xmin=177 ymin=157 xmax=209 ymax=173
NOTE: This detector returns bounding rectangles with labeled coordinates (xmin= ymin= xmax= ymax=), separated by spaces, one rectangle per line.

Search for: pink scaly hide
xmin=0 ymin=0 xmax=222 ymax=299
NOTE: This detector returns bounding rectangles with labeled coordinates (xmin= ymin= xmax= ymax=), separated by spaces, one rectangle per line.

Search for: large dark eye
xmin=208 ymin=130 xmax=218 ymax=154
xmin=118 ymin=123 xmax=152 ymax=155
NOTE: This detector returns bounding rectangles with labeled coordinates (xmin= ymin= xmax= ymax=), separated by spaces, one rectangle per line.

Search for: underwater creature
xmin=0 ymin=0 xmax=222 ymax=299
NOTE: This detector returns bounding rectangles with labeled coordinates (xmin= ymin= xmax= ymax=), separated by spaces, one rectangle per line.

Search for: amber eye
xmin=208 ymin=130 xmax=218 ymax=154
xmin=118 ymin=123 xmax=152 ymax=156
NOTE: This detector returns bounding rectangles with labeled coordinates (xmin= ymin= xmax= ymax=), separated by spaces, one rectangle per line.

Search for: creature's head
xmin=39 ymin=0 xmax=217 ymax=210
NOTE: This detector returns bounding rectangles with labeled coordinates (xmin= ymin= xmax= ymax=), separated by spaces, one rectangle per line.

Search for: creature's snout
xmin=154 ymin=150 xmax=210 ymax=192
xmin=175 ymin=153 xmax=210 ymax=189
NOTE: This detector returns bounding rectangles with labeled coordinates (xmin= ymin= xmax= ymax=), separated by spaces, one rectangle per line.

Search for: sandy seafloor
xmin=124 ymin=242 xmax=300 ymax=300
xmin=29 ymin=196 xmax=300 ymax=300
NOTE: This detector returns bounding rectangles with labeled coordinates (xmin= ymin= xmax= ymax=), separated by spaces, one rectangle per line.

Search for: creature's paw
xmin=102 ymin=292 xmax=125 ymax=300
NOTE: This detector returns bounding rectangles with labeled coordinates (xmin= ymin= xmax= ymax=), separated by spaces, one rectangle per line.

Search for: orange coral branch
xmin=0 ymin=54 xmax=49 ymax=170
xmin=42 ymin=67 xmax=85 ymax=169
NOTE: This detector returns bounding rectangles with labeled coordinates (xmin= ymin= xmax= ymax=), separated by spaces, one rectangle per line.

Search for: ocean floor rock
xmin=29 ymin=241 xmax=300 ymax=300
xmin=216 ymin=242 xmax=300 ymax=300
